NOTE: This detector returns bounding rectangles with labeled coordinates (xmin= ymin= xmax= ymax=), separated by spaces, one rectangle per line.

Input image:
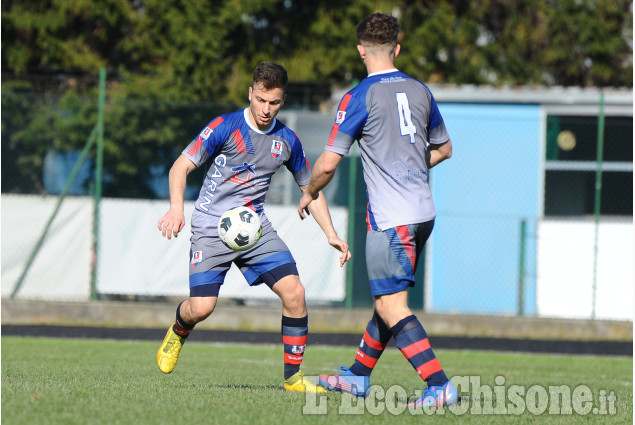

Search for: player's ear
xmin=393 ymin=43 xmax=401 ymax=58
xmin=248 ymin=86 xmax=253 ymax=102
xmin=357 ymin=44 xmax=365 ymax=60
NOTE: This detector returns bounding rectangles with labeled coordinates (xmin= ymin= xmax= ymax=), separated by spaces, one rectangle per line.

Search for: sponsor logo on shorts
xmin=191 ymin=250 xmax=203 ymax=267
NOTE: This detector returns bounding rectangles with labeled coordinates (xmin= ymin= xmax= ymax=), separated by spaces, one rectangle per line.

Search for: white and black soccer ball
xmin=217 ymin=206 xmax=262 ymax=251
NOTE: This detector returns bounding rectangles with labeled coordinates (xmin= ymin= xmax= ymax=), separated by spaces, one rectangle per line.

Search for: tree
xmin=2 ymin=0 xmax=632 ymax=196
xmin=3 ymin=0 xmax=631 ymax=93
xmin=396 ymin=0 xmax=632 ymax=87
xmin=542 ymin=0 xmax=633 ymax=86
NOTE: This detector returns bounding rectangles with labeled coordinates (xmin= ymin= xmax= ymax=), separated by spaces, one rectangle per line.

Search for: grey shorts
xmin=366 ymin=220 xmax=434 ymax=296
xmin=188 ymin=221 xmax=298 ymax=297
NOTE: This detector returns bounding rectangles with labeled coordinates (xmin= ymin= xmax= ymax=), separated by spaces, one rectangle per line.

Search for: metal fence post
xmin=91 ymin=67 xmax=106 ymax=300
xmin=591 ymin=91 xmax=605 ymax=319
xmin=11 ymin=127 xmax=98 ymax=299
xmin=517 ymin=219 xmax=527 ymax=316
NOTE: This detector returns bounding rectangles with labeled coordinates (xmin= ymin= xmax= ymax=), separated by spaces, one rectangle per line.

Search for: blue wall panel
xmin=429 ymin=103 xmax=541 ymax=315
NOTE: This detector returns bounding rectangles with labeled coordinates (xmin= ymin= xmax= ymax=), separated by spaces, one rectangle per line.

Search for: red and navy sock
xmin=282 ymin=315 xmax=308 ymax=380
xmin=349 ymin=310 xmax=392 ymax=376
xmin=392 ymin=315 xmax=448 ymax=387
xmin=172 ymin=301 xmax=195 ymax=338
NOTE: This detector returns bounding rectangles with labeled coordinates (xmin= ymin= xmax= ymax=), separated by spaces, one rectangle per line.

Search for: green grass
xmin=2 ymin=337 xmax=632 ymax=424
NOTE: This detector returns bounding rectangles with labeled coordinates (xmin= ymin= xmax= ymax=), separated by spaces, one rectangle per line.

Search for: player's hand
xmin=328 ymin=235 xmax=352 ymax=267
xmin=297 ymin=193 xmax=314 ymax=220
xmin=158 ymin=209 xmax=185 ymax=240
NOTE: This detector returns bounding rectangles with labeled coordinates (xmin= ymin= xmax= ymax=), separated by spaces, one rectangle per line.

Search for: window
xmin=544 ymin=115 xmax=633 ymax=216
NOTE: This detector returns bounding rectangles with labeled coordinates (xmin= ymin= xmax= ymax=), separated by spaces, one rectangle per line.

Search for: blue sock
xmin=282 ymin=315 xmax=308 ymax=380
xmin=392 ymin=315 xmax=448 ymax=387
xmin=349 ymin=310 xmax=392 ymax=376
xmin=172 ymin=301 xmax=194 ymax=337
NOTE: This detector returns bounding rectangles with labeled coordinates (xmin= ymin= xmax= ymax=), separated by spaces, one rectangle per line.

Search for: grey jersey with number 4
xmin=325 ymin=69 xmax=450 ymax=230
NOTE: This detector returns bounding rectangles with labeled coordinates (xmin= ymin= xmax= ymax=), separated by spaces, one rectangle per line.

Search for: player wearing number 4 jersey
xmin=299 ymin=13 xmax=458 ymax=407
xmin=157 ymin=62 xmax=351 ymax=394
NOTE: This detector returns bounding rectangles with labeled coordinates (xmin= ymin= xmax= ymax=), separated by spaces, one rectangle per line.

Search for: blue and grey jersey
xmin=325 ymin=69 xmax=450 ymax=230
xmin=183 ymin=108 xmax=311 ymax=236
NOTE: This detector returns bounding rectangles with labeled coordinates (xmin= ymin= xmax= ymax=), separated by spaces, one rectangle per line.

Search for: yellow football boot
xmin=157 ymin=326 xmax=185 ymax=374
xmin=284 ymin=370 xmax=327 ymax=393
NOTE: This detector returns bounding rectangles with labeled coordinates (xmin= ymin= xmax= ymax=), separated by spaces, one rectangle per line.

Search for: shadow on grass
xmin=212 ymin=383 xmax=281 ymax=391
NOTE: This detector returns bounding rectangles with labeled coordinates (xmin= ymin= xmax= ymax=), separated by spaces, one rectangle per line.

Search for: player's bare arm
xmin=426 ymin=139 xmax=453 ymax=169
xmin=298 ymin=151 xmax=344 ymax=219
xmin=298 ymin=184 xmax=352 ymax=267
xmin=158 ymin=154 xmax=197 ymax=240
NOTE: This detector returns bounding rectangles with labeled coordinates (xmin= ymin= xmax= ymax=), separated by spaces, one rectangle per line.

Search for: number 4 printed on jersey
xmin=396 ymin=92 xmax=417 ymax=144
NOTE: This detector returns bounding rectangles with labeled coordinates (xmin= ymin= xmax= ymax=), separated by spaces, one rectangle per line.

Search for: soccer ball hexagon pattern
xmin=217 ymin=206 xmax=262 ymax=251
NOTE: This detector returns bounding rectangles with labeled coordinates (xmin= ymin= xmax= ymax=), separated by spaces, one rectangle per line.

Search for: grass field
xmin=2 ymin=336 xmax=632 ymax=424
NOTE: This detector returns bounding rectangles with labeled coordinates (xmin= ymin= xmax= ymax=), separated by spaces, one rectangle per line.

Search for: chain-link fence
xmin=2 ymin=83 xmax=632 ymax=320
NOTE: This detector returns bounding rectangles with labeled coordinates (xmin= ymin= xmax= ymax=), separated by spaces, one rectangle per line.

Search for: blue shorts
xmin=188 ymin=221 xmax=298 ymax=297
xmin=366 ymin=220 xmax=434 ymax=296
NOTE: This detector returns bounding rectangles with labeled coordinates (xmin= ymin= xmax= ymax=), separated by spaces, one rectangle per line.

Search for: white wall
xmin=537 ymin=219 xmax=633 ymax=320
xmin=3 ymin=195 xmax=632 ymax=320
xmin=97 ymin=198 xmax=348 ymax=301
xmin=1 ymin=194 xmax=93 ymax=301
xmin=2 ymin=195 xmax=348 ymax=302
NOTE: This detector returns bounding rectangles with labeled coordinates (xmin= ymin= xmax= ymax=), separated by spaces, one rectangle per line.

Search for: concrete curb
xmin=2 ymin=299 xmax=632 ymax=341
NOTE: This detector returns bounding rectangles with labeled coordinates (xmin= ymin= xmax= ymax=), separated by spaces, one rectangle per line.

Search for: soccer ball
xmin=217 ymin=206 xmax=262 ymax=251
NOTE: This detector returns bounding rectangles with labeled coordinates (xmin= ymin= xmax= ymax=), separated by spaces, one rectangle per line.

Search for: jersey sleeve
xmin=181 ymin=116 xmax=227 ymax=166
xmin=285 ymin=132 xmax=311 ymax=186
xmin=325 ymin=93 xmax=367 ymax=155
xmin=428 ymin=94 xmax=450 ymax=145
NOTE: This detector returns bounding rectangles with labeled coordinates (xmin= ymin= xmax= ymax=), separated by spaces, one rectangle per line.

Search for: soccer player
xmin=298 ymin=13 xmax=458 ymax=407
xmin=157 ymin=62 xmax=351 ymax=393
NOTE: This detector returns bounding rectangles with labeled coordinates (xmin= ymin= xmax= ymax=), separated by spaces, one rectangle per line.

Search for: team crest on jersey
xmin=336 ymin=110 xmax=346 ymax=124
xmin=191 ymin=251 xmax=203 ymax=267
xmin=271 ymin=140 xmax=283 ymax=158
xmin=200 ymin=126 xmax=213 ymax=140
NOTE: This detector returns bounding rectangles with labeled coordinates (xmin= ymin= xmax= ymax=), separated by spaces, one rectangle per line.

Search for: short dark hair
xmin=252 ymin=62 xmax=288 ymax=91
xmin=356 ymin=13 xmax=400 ymax=47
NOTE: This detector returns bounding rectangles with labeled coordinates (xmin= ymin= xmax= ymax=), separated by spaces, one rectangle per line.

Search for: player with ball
xmin=157 ymin=62 xmax=351 ymax=393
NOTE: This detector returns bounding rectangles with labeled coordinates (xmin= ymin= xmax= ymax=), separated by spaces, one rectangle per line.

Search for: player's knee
xmin=186 ymin=300 xmax=216 ymax=323
xmin=293 ymin=283 xmax=305 ymax=304
xmin=284 ymin=282 xmax=306 ymax=310
xmin=374 ymin=302 xmax=389 ymax=322
xmin=374 ymin=298 xmax=412 ymax=328
xmin=374 ymin=299 xmax=399 ymax=326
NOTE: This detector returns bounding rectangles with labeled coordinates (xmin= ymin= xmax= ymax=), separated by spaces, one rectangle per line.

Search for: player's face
xmin=248 ymin=83 xmax=285 ymax=131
